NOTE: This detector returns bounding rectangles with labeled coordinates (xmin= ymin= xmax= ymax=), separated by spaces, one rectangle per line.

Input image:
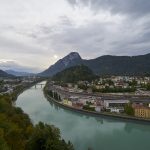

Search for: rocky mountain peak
xmin=60 ymin=52 xmax=81 ymax=67
xmin=39 ymin=52 xmax=150 ymax=77
xmin=39 ymin=52 xmax=82 ymax=76
xmin=64 ymin=52 xmax=81 ymax=60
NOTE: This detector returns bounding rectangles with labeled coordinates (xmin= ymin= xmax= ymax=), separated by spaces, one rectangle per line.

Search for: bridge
xmin=34 ymin=83 xmax=45 ymax=88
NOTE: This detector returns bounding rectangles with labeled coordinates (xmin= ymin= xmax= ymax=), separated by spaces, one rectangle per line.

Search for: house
xmin=69 ymin=96 xmax=79 ymax=101
xmin=68 ymin=88 xmax=75 ymax=92
xmin=95 ymin=106 xmax=101 ymax=112
xmin=123 ymin=83 xmax=129 ymax=88
xmin=63 ymin=99 xmax=72 ymax=106
xmin=67 ymin=83 xmax=73 ymax=88
xmin=114 ymin=81 xmax=124 ymax=88
xmin=87 ymin=88 xmax=92 ymax=93
xmin=72 ymin=101 xmax=83 ymax=109
xmin=74 ymin=84 xmax=78 ymax=89
xmin=134 ymin=106 xmax=150 ymax=118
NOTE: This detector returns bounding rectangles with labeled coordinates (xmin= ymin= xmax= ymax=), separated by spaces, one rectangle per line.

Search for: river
xmin=16 ymin=81 xmax=150 ymax=150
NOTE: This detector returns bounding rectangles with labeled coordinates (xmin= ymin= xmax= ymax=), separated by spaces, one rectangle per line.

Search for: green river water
xmin=16 ymin=81 xmax=150 ymax=150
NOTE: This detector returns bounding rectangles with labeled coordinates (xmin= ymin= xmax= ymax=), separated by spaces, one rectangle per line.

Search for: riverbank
xmin=44 ymin=89 xmax=150 ymax=124
xmin=11 ymin=80 xmax=45 ymax=102
xmin=0 ymin=81 xmax=74 ymax=150
xmin=16 ymin=81 xmax=150 ymax=150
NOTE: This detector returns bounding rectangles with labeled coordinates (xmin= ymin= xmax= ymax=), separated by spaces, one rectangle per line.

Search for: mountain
xmin=52 ymin=65 xmax=97 ymax=83
xmin=40 ymin=52 xmax=150 ymax=77
xmin=39 ymin=52 xmax=82 ymax=76
xmin=5 ymin=70 xmax=34 ymax=77
xmin=83 ymin=53 xmax=150 ymax=76
xmin=0 ymin=70 xmax=14 ymax=78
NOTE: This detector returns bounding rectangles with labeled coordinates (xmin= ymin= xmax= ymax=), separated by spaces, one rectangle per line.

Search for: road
xmin=48 ymin=84 xmax=150 ymax=103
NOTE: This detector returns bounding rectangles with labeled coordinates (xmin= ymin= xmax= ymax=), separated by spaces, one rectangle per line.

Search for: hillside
xmin=0 ymin=70 xmax=14 ymax=78
xmin=40 ymin=52 xmax=150 ymax=77
xmin=83 ymin=53 xmax=150 ymax=76
xmin=39 ymin=52 xmax=82 ymax=76
xmin=52 ymin=65 xmax=97 ymax=83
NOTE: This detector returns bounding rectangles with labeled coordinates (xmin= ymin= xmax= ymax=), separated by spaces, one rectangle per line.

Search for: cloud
xmin=67 ymin=0 xmax=150 ymax=18
xmin=0 ymin=0 xmax=150 ymax=71
xmin=0 ymin=59 xmax=40 ymax=73
xmin=35 ymin=14 xmax=150 ymax=58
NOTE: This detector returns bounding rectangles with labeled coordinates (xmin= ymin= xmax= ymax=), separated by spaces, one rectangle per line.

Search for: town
xmin=1 ymin=0 xmax=150 ymax=149
xmin=0 ymin=76 xmax=43 ymax=96
xmin=1 ymin=75 xmax=150 ymax=119
xmin=46 ymin=75 xmax=150 ymax=119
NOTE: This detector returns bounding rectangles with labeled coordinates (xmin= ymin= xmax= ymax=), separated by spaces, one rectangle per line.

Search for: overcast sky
xmin=0 ymin=0 xmax=150 ymax=72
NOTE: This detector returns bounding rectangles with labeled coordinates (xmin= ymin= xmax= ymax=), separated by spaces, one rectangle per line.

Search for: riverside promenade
xmin=45 ymin=92 xmax=150 ymax=124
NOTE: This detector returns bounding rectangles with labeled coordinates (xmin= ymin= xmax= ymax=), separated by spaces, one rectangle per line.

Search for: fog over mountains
xmin=0 ymin=70 xmax=14 ymax=78
xmin=5 ymin=70 xmax=34 ymax=77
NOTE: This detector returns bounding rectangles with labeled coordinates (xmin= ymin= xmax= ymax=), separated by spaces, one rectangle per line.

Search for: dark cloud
xmin=67 ymin=0 xmax=150 ymax=17
xmin=0 ymin=0 xmax=150 ymax=70
xmin=37 ymin=14 xmax=150 ymax=59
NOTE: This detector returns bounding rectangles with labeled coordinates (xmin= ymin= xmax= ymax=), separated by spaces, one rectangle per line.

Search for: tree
xmin=48 ymin=90 xmax=53 ymax=97
xmin=78 ymin=84 xmax=88 ymax=90
xmin=26 ymin=122 xmax=74 ymax=150
xmin=0 ymin=129 xmax=10 ymax=150
xmin=146 ymin=83 xmax=150 ymax=90
xmin=124 ymin=103 xmax=134 ymax=116
xmin=58 ymin=95 xmax=61 ymax=102
xmin=0 ymin=91 xmax=74 ymax=150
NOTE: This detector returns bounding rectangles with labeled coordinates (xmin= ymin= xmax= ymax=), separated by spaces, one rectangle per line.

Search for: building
xmin=104 ymin=99 xmax=129 ymax=113
xmin=95 ymin=106 xmax=101 ymax=112
xmin=69 ymin=96 xmax=79 ymax=101
xmin=104 ymin=100 xmax=129 ymax=108
xmin=63 ymin=99 xmax=72 ymax=106
xmin=72 ymin=101 xmax=83 ymax=109
xmin=134 ymin=106 xmax=150 ymax=118
xmin=109 ymin=107 xmax=124 ymax=113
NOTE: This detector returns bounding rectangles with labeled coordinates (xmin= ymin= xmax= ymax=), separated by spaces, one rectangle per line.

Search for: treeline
xmin=147 ymin=83 xmax=150 ymax=90
xmin=92 ymin=87 xmax=136 ymax=93
xmin=141 ymin=83 xmax=150 ymax=91
xmin=82 ymin=105 xmax=95 ymax=111
xmin=52 ymin=65 xmax=98 ymax=83
xmin=0 ymin=94 xmax=74 ymax=150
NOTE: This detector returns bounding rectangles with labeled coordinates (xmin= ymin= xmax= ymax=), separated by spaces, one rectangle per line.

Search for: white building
xmin=104 ymin=100 xmax=129 ymax=108
xmin=109 ymin=107 xmax=124 ymax=113
xmin=95 ymin=106 xmax=101 ymax=112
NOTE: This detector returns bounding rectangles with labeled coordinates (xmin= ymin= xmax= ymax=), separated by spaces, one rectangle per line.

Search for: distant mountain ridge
xmin=83 ymin=53 xmax=150 ymax=76
xmin=39 ymin=52 xmax=150 ymax=77
xmin=5 ymin=70 xmax=34 ymax=76
xmin=0 ymin=70 xmax=14 ymax=78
